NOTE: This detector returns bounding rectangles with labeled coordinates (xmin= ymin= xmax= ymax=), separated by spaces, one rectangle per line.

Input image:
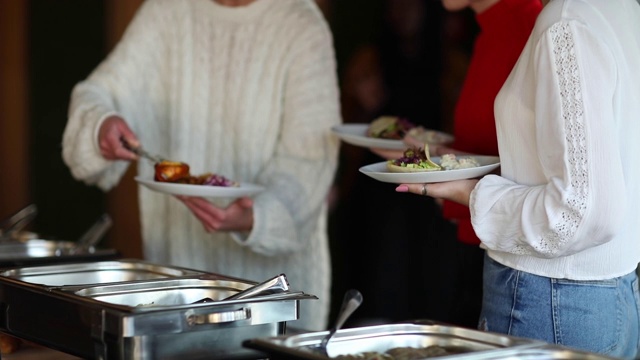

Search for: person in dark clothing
xmin=331 ymin=0 xmax=465 ymax=326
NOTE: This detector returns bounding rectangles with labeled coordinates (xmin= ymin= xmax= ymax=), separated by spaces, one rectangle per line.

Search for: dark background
xmin=0 ymin=0 xmax=478 ymax=329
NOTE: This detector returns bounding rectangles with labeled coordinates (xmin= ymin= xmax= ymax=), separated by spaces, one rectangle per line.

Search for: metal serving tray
xmin=0 ymin=260 xmax=315 ymax=359
xmin=0 ymin=209 xmax=118 ymax=268
xmin=0 ymin=239 xmax=86 ymax=258
xmin=244 ymin=322 xmax=544 ymax=359
xmin=0 ymin=259 xmax=203 ymax=286
xmin=0 ymin=239 xmax=119 ymax=268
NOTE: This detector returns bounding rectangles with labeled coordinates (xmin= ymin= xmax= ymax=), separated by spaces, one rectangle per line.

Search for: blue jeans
xmin=480 ymin=254 xmax=640 ymax=359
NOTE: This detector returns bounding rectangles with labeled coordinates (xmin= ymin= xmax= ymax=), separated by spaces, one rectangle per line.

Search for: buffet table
xmin=3 ymin=343 xmax=82 ymax=360
xmin=0 ymin=232 xmax=622 ymax=360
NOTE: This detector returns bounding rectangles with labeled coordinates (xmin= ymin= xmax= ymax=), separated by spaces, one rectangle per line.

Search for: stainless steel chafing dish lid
xmin=0 ymin=259 xmax=205 ymax=286
xmin=244 ymin=322 xmax=544 ymax=359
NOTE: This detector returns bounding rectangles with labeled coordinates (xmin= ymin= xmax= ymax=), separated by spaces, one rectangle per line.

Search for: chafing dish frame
xmin=0 ymin=259 xmax=315 ymax=360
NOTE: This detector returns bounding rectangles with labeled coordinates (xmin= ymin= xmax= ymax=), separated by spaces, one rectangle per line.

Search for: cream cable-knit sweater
xmin=62 ymin=0 xmax=340 ymax=331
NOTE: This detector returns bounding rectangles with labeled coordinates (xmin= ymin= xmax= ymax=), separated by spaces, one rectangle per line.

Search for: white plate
xmin=359 ymin=156 xmax=500 ymax=184
xmin=135 ymin=176 xmax=264 ymax=198
xmin=331 ymin=124 xmax=454 ymax=150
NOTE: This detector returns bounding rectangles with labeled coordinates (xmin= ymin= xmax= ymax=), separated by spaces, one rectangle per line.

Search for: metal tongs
xmin=0 ymin=204 xmax=38 ymax=241
xmin=224 ymin=273 xmax=290 ymax=301
xmin=191 ymin=274 xmax=290 ymax=304
xmin=121 ymin=137 xmax=165 ymax=163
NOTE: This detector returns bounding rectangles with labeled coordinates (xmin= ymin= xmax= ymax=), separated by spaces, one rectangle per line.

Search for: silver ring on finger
xmin=421 ymin=184 xmax=428 ymax=196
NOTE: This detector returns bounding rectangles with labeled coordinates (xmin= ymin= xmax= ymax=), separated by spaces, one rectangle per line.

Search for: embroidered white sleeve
xmin=517 ymin=22 xmax=589 ymax=257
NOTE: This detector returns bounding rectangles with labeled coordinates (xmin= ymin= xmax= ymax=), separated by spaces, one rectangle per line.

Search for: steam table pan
xmin=244 ymin=321 xmax=545 ymax=359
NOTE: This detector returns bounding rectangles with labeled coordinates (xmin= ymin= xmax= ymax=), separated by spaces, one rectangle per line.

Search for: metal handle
xmin=319 ymin=289 xmax=363 ymax=354
xmin=186 ymin=308 xmax=251 ymax=326
xmin=0 ymin=204 xmax=38 ymax=239
xmin=73 ymin=214 xmax=112 ymax=253
xmin=332 ymin=289 xmax=363 ymax=332
xmin=121 ymin=137 xmax=164 ymax=163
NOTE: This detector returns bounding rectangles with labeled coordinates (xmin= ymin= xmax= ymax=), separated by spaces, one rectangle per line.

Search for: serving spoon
xmin=315 ymin=289 xmax=363 ymax=356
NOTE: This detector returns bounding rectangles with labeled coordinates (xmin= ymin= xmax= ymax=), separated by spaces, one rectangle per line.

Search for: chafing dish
xmin=0 ymin=259 xmax=316 ymax=359
xmin=0 ymin=239 xmax=119 ymax=267
xmin=0 ymin=209 xmax=119 ymax=267
xmin=244 ymin=321 xmax=544 ymax=359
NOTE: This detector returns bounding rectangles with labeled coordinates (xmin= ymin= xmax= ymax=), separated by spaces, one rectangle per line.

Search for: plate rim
xmin=331 ymin=123 xmax=454 ymax=150
xmin=134 ymin=176 xmax=264 ymax=198
xmin=332 ymin=123 xmax=405 ymax=149
xmin=358 ymin=155 xmax=500 ymax=184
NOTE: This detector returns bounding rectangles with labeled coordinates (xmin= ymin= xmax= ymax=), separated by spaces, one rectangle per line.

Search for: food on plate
xmin=154 ymin=160 xmax=239 ymax=187
xmin=439 ymin=154 xmax=480 ymax=170
xmin=386 ymin=145 xmax=441 ymax=172
xmin=406 ymin=127 xmax=451 ymax=145
xmin=366 ymin=116 xmax=416 ymax=140
xmin=177 ymin=172 xmax=239 ymax=187
xmin=154 ymin=161 xmax=190 ymax=182
xmin=366 ymin=116 xmax=454 ymax=146
xmin=386 ymin=145 xmax=482 ymax=173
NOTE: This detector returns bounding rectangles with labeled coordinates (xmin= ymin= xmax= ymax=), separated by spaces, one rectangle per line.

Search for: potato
xmin=154 ymin=161 xmax=190 ymax=182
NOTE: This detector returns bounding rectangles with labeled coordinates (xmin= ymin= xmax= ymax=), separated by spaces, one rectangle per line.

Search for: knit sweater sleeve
xmin=241 ymin=19 xmax=341 ymax=256
xmin=62 ymin=0 xmax=166 ymax=191
xmin=471 ymin=19 xmax=625 ymax=258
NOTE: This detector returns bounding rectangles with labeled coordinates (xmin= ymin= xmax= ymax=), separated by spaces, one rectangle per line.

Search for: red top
xmin=442 ymin=0 xmax=542 ymax=245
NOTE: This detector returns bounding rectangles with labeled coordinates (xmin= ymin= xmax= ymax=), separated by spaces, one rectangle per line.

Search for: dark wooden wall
xmin=0 ymin=0 xmax=144 ymax=258
xmin=103 ymin=0 xmax=145 ymax=259
xmin=1 ymin=1 xmax=30 ymax=225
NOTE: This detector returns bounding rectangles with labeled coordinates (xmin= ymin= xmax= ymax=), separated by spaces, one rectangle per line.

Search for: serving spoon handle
xmin=317 ymin=289 xmax=363 ymax=356
xmin=120 ymin=137 xmax=165 ymax=163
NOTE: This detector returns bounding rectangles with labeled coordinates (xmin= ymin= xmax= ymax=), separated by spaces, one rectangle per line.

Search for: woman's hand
xmin=97 ymin=116 xmax=139 ymax=161
xmin=395 ymin=179 xmax=478 ymax=206
xmin=176 ymin=196 xmax=254 ymax=233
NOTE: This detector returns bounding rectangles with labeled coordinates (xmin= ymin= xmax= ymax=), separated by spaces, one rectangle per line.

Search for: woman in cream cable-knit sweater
xmin=62 ymin=0 xmax=340 ymax=331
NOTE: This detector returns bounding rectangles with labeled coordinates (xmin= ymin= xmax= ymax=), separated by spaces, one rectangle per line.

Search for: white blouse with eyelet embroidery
xmin=470 ymin=0 xmax=640 ymax=280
